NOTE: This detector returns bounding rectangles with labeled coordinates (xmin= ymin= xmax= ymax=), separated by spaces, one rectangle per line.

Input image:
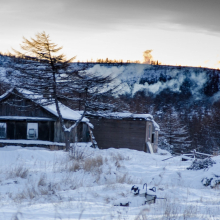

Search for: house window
xmin=0 ymin=123 xmax=6 ymax=138
xmin=27 ymin=123 xmax=38 ymax=139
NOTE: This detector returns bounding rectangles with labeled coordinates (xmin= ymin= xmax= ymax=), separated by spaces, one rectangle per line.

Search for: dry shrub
xmin=110 ymin=153 xmax=130 ymax=171
xmin=115 ymin=161 xmax=121 ymax=169
xmin=38 ymin=174 xmax=47 ymax=187
xmin=104 ymin=197 xmax=111 ymax=204
xmin=183 ymin=204 xmax=198 ymax=219
xmin=96 ymin=156 xmax=103 ymax=166
xmin=69 ymin=144 xmax=91 ymax=161
xmin=68 ymin=161 xmax=80 ymax=172
xmin=13 ymin=185 xmax=38 ymax=202
xmin=83 ymin=155 xmax=103 ymax=172
xmin=39 ymin=188 xmax=49 ymax=196
xmin=12 ymin=193 xmax=26 ymax=204
xmin=25 ymin=186 xmax=38 ymax=200
xmin=116 ymin=173 xmax=134 ymax=184
xmin=111 ymin=153 xmax=128 ymax=161
xmin=8 ymin=166 xmax=29 ymax=179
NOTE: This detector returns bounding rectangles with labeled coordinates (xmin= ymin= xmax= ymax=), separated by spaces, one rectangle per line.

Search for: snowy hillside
xmin=1 ymin=55 xmax=219 ymax=102
xmin=85 ymin=63 xmax=220 ymax=98
xmin=0 ymin=145 xmax=220 ymax=219
xmin=1 ymin=55 xmax=220 ymax=99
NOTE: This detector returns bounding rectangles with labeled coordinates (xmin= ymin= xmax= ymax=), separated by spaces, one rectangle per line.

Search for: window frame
xmin=0 ymin=123 xmax=7 ymax=139
xmin=27 ymin=123 xmax=38 ymax=140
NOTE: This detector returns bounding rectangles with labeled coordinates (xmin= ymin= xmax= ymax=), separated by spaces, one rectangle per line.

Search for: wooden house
xmin=0 ymin=88 xmax=90 ymax=146
xmin=85 ymin=112 xmax=159 ymax=153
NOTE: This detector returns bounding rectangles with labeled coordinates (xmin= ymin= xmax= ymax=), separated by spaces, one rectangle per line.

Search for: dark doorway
xmin=15 ymin=122 xmax=27 ymax=139
xmin=38 ymin=122 xmax=50 ymax=141
xmin=49 ymin=122 xmax=54 ymax=141
xmin=7 ymin=122 xmax=15 ymax=139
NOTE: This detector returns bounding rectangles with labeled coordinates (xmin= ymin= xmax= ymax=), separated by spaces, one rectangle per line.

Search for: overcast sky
xmin=1 ymin=0 xmax=220 ymax=68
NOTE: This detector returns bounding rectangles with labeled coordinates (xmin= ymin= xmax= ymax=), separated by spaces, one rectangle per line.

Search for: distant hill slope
xmin=1 ymin=55 xmax=219 ymax=101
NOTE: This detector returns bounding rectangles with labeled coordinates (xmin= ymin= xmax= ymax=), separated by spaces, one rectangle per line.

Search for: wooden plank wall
xmin=0 ymin=94 xmax=56 ymax=119
xmin=77 ymin=123 xmax=90 ymax=142
xmin=54 ymin=121 xmax=88 ymax=143
xmin=89 ymin=118 xmax=146 ymax=151
xmin=2 ymin=121 xmax=54 ymax=141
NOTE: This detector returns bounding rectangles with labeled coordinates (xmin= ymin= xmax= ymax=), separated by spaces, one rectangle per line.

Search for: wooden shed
xmin=0 ymin=88 xmax=90 ymax=145
xmin=86 ymin=112 xmax=159 ymax=153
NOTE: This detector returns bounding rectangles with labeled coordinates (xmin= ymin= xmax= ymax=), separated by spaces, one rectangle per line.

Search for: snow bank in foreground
xmin=0 ymin=145 xmax=220 ymax=219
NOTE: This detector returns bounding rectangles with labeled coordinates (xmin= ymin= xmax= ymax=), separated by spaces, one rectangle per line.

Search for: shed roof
xmin=78 ymin=111 xmax=160 ymax=131
xmin=88 ymin=112 xmax=153 ymax=120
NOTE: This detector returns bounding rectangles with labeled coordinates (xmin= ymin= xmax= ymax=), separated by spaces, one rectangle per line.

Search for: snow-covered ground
xmin=0 ymin=144 xmax=220 ymax=220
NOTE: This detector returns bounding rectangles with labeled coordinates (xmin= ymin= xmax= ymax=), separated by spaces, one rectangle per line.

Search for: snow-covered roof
xmin=78 ymin=111 xmax=160 ymax=131
xmin=42 ymin=103 xmax=89 ymax=122
xmin=84 ymin=111 xmax=152 ymax=120
xmin=0 ymin=88 xmax=14 ymax=101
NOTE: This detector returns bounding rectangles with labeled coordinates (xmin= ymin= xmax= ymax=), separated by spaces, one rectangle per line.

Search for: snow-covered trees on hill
xmin=157 ymin=106 xmax=191 ymax=154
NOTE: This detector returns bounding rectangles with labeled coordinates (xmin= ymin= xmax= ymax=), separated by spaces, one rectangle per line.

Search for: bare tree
xmin=11 ymin=31 xmax=116 ymax=151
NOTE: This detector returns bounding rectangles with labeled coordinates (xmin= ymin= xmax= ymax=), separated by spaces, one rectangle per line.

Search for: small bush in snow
xmin=202 ymin=175 xmax=220 ymax=188
xmin=69 ymin=144 xmax=90 ymax=161
xmin=202 ymin=178 xmax=213 ymax=187
xmin=187 ymin=158 xmax=216 ymax=171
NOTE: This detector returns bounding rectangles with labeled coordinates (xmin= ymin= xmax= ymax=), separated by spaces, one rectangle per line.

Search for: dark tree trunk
xmin=64 ymin=131 xmax=71 ymax=151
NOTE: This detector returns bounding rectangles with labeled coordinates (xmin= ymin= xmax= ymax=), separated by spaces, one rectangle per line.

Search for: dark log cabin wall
xmin=89 ymin=117 xmax=146 ymax=151
xmin=0 ymin=92 xmax=56 ymax=141
xmin=54 ymin=121 xmax=90 ymax=143
xmin=0 ymin=93 xmax=56 ymax=118
xmin=0 ymin=90 xmax=89 ymax=143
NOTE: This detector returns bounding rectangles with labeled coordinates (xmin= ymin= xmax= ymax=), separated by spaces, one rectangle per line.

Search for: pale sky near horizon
xmin=1 ymin=0 xmax=220 ymax=68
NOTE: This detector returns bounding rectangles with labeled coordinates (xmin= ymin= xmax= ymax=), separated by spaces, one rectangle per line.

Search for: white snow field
xmin=0 ymin=144 xmax=220 ymax=220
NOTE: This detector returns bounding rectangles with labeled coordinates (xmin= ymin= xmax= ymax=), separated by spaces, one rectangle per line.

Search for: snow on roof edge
xmin=81 ymin=111 xmax=153 ymax=120
xmin=42 ymin=103 xmax=89 ymax=122
xmin=77 ymin=111 xmax=160 ymax=130
xmin=0 ymin=87 xmax=14 ymax=101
